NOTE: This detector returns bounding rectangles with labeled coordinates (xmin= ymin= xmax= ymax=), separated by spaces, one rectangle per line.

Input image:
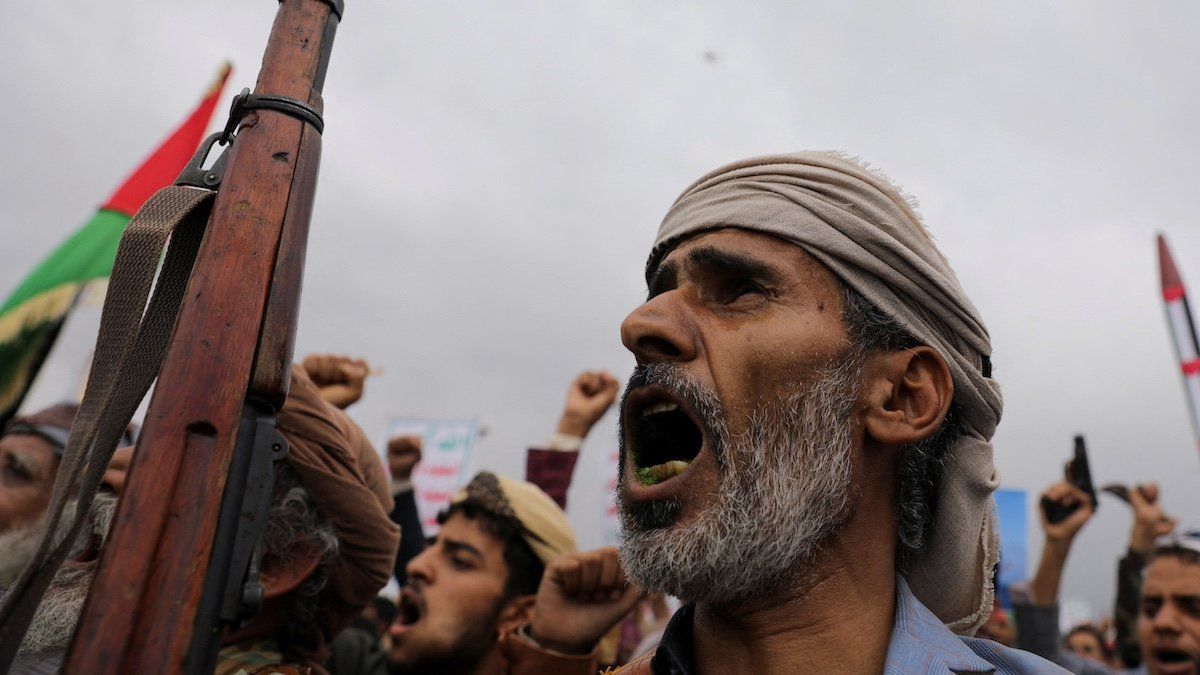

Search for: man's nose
xmin=1152 ymin=601 xmax=1184 ymax=633
xmin=620 ymin=294 xmax=697 ymax=365
xmin=405 ymin=548 xmax=434 ymax=585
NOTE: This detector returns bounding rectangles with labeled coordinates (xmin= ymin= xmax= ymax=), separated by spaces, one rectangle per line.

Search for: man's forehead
xmin=0 ymin=434 xmax=58 ymax=461
xmin=1146 ymin=557 xmax=1200 ymax=592
xmin=439 ymin=512 xmax=507 ymax=561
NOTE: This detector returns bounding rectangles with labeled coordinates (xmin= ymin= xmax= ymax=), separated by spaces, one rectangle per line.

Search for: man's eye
xmin=451 ymin=556 xmax=473 ymax=571
xmin=3 ymin=457 xmax=32 ymax=483
xmin=1179 ymin=597 xmax=1200 ymax=619
xmin=720 ymin=279 xmax=766 ymax=303
xmin=1142 ymin=599 xmax=1162 ymax=617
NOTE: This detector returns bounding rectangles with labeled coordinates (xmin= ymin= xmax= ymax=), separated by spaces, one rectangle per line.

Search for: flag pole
xmin=1156 ymin=233 xmax=1200 ymax=460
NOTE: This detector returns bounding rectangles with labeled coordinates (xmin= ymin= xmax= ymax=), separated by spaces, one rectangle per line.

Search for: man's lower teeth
xmin=637 ymin=460 xmax=690 ymax=484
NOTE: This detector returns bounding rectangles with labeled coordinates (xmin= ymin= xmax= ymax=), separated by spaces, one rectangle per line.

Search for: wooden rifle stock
xmin=64 ymin=0 xmax=342 ymax=671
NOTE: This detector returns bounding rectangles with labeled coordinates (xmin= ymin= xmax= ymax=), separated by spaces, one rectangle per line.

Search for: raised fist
xmin=387 ymin=435 xmax=423 ymax=482
xmin=556 ymin=370 xmax=619 ymax=438
xmin=302 ymin=354 xmax=370 ymax=409
xmin=530 ymin=547 xmax=643 ymax=655
xmin=1038 ymin=481 xmax=1094 ymax=543
xmin=1128 ymin=483 xmax=1176 ymax=554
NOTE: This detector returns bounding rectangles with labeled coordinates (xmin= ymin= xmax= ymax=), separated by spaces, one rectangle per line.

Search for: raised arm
xmin=387 ymin=435 xmax=425 ymax=584
xmin=526 ymin=370 xmax=618 ymax=508
xmin=1114 ymin=483 xmax=1176 ymax=668
xmin=1030 ymin=481 xmax=1094 ymax=606
xmin=1012 ymin=481 xmax=1108 ymax=674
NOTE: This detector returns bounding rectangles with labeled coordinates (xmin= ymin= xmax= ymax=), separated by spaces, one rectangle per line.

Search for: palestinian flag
xmin=0 ymin=64 xmax=231 ymax=424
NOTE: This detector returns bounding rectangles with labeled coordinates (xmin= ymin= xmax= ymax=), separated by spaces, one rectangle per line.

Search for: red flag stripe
xmin=1164 ymin=285 xmax=1186 ymax=302
xmin=1183 ymin=359 xmax=1200 ymax=376
xmin=101 ymin=64 xmax=231 ymax=216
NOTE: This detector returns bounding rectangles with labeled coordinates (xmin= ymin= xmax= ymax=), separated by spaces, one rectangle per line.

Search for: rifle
xmin=53 ymin=0 xmax=343 ymax=670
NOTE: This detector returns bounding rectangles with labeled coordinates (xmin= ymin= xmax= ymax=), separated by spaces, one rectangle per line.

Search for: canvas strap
xmin=0 ymin=185 xmax=214 ymax=666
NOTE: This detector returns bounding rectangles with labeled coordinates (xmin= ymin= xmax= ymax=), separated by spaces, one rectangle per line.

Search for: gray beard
xmin=0 ymin=492 xmax=117 ymax=656
xmin=617 ymin=358 xmax=862 ymax=606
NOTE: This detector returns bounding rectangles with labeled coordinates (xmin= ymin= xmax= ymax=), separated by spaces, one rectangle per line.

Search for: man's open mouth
xmin=1154 ymin=647 xmax=1197 ymax=666
xmin=626 ymin=388 xmax=705 ymax=487
xmin=397 ymin=588 xmax=424 ymax=630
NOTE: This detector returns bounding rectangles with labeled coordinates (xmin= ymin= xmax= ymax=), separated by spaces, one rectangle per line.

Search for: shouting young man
xmin=387 ymin=472 xmax=641 ymax=674
xmin=614 ymin=152 xmax=1063 ymax=674
xmin=1139 ymin=535 xmax=1200 ymax=675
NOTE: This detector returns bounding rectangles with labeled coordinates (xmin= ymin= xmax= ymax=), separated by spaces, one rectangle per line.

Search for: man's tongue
xmin=636 ymin=460 xmax=689 ymax=486
xmin=396 ymin=594 xmax=422 ymax=632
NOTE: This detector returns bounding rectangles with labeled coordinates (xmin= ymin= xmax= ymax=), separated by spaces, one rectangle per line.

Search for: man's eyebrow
xmin=685 ymin=246 xmax=783 ymax=284
xmin=440 ymin=537 xmax=484 ymax=561
xmin=647 ymin=260 xmax=678 ymax=299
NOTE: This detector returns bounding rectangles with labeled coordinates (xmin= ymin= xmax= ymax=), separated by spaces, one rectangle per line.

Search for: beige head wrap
xmin=453 ymin=471 xmax=577 ymax=565
xmin=649 ymin=151 xmax=1002 ymax=634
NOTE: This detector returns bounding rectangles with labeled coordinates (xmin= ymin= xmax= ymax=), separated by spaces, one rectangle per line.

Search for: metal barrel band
xmin=220 ymin=88 xmax=324 ymax=144
xmin=279 ymin=0 xmax=343 ymax=20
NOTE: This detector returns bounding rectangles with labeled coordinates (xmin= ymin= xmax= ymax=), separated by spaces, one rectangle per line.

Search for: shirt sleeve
xmin=1115 ymin=548 xmax=1147 ymax=668
xmin=389 ymin=488 xmax=426 ymax=584
xmin=1012 ymin=595 xmax=1063 ymax=663
xmin=498 ymin=625 xmax=597 ymax=675
xmin=525 ymin=448 xmax=580 ymax=510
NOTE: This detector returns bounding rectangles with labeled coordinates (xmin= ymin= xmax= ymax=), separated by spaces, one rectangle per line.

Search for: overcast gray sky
xmin=3 ymin=0 xmax=1199 ymax=618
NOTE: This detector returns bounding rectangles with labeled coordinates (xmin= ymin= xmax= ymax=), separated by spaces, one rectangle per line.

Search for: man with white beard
xmin=0 ymin=469 xmax=119 ymax=673
xmin=612 ymin=152 xmax=1063 ymax=674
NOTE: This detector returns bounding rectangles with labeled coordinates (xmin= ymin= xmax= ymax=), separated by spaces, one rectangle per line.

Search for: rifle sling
xmin=0 ymin=185 xmax=214 ymax=667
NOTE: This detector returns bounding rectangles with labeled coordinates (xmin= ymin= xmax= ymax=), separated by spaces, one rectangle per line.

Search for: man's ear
xmin=497 ymin=594 xmax=536 ymax=634
xmin=260 ymin=550 xmax=322 ymax=600
xmin=861 ymin=345 xmax=953 ymax=448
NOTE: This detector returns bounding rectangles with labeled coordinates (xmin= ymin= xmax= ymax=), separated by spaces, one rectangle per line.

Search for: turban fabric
xmin=649 ymin=151 xmax=1003 ymax=634
xmin=278 ymin=366 xmax=401 ymax=645
xmin=454 ymin=472 xmax=577 ymax=566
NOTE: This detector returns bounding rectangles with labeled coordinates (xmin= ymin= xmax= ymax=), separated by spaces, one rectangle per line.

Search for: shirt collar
xmin=886 ymin=575 xmax=995 ymax=673
xmin=651 ymin=578 xmax=996 ymax=674
xmin=651 ymin=602 xmax=696 ymax=674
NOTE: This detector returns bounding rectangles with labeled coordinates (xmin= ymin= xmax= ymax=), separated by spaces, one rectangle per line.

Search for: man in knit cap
xmin=387 ymin=471 xmax=642 ymax=674
xmin=613 ymin=152 xmax=1062 ymax=673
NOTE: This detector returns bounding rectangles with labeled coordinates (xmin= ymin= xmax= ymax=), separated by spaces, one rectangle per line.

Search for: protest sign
xmin=384 ymin=418 xmax=479 ymax=535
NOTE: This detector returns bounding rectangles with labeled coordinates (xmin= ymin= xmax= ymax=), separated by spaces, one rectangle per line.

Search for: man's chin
xmin=386 ymin=624 xmax=499 ymax=675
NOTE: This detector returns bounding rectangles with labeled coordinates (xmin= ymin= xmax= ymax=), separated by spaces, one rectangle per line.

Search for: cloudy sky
xmin=3 ymin=1 xmax=1199 ymax=616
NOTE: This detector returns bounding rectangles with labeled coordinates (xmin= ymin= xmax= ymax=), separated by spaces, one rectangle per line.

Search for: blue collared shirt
xmin=885 ymin=577 xmax=1067 ymax=673
xmin=646 ymin=576 xmax=1067 ymax=674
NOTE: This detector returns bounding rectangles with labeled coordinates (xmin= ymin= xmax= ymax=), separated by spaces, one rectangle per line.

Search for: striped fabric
xmin=634 ymin=576 xmax=1067 ymax=674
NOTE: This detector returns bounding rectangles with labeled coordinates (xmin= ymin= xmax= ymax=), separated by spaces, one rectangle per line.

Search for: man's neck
xmin=691 ymin=537 xmax=897 ymax=674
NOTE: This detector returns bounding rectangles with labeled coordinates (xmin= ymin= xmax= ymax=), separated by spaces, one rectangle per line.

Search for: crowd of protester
xmin=0 ymin=151 xmax=1198 ymax=674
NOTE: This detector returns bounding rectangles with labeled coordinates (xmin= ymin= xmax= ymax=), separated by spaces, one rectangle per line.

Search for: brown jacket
xmin=499 ymin=625 xmax=598 ymax=675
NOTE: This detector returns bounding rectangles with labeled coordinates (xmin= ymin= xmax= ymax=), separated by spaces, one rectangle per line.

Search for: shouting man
xmin=1138 ymin=534 xmax=1200 ymax=675
xmin=614 ymin=152 xmax=1062 ymax=673
xmin=388 ymin=471 xmax=642 ymax=675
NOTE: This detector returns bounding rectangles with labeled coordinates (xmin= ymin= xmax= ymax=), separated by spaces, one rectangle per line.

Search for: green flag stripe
xmin=0 ymin=209 xmax=130 ymax=315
